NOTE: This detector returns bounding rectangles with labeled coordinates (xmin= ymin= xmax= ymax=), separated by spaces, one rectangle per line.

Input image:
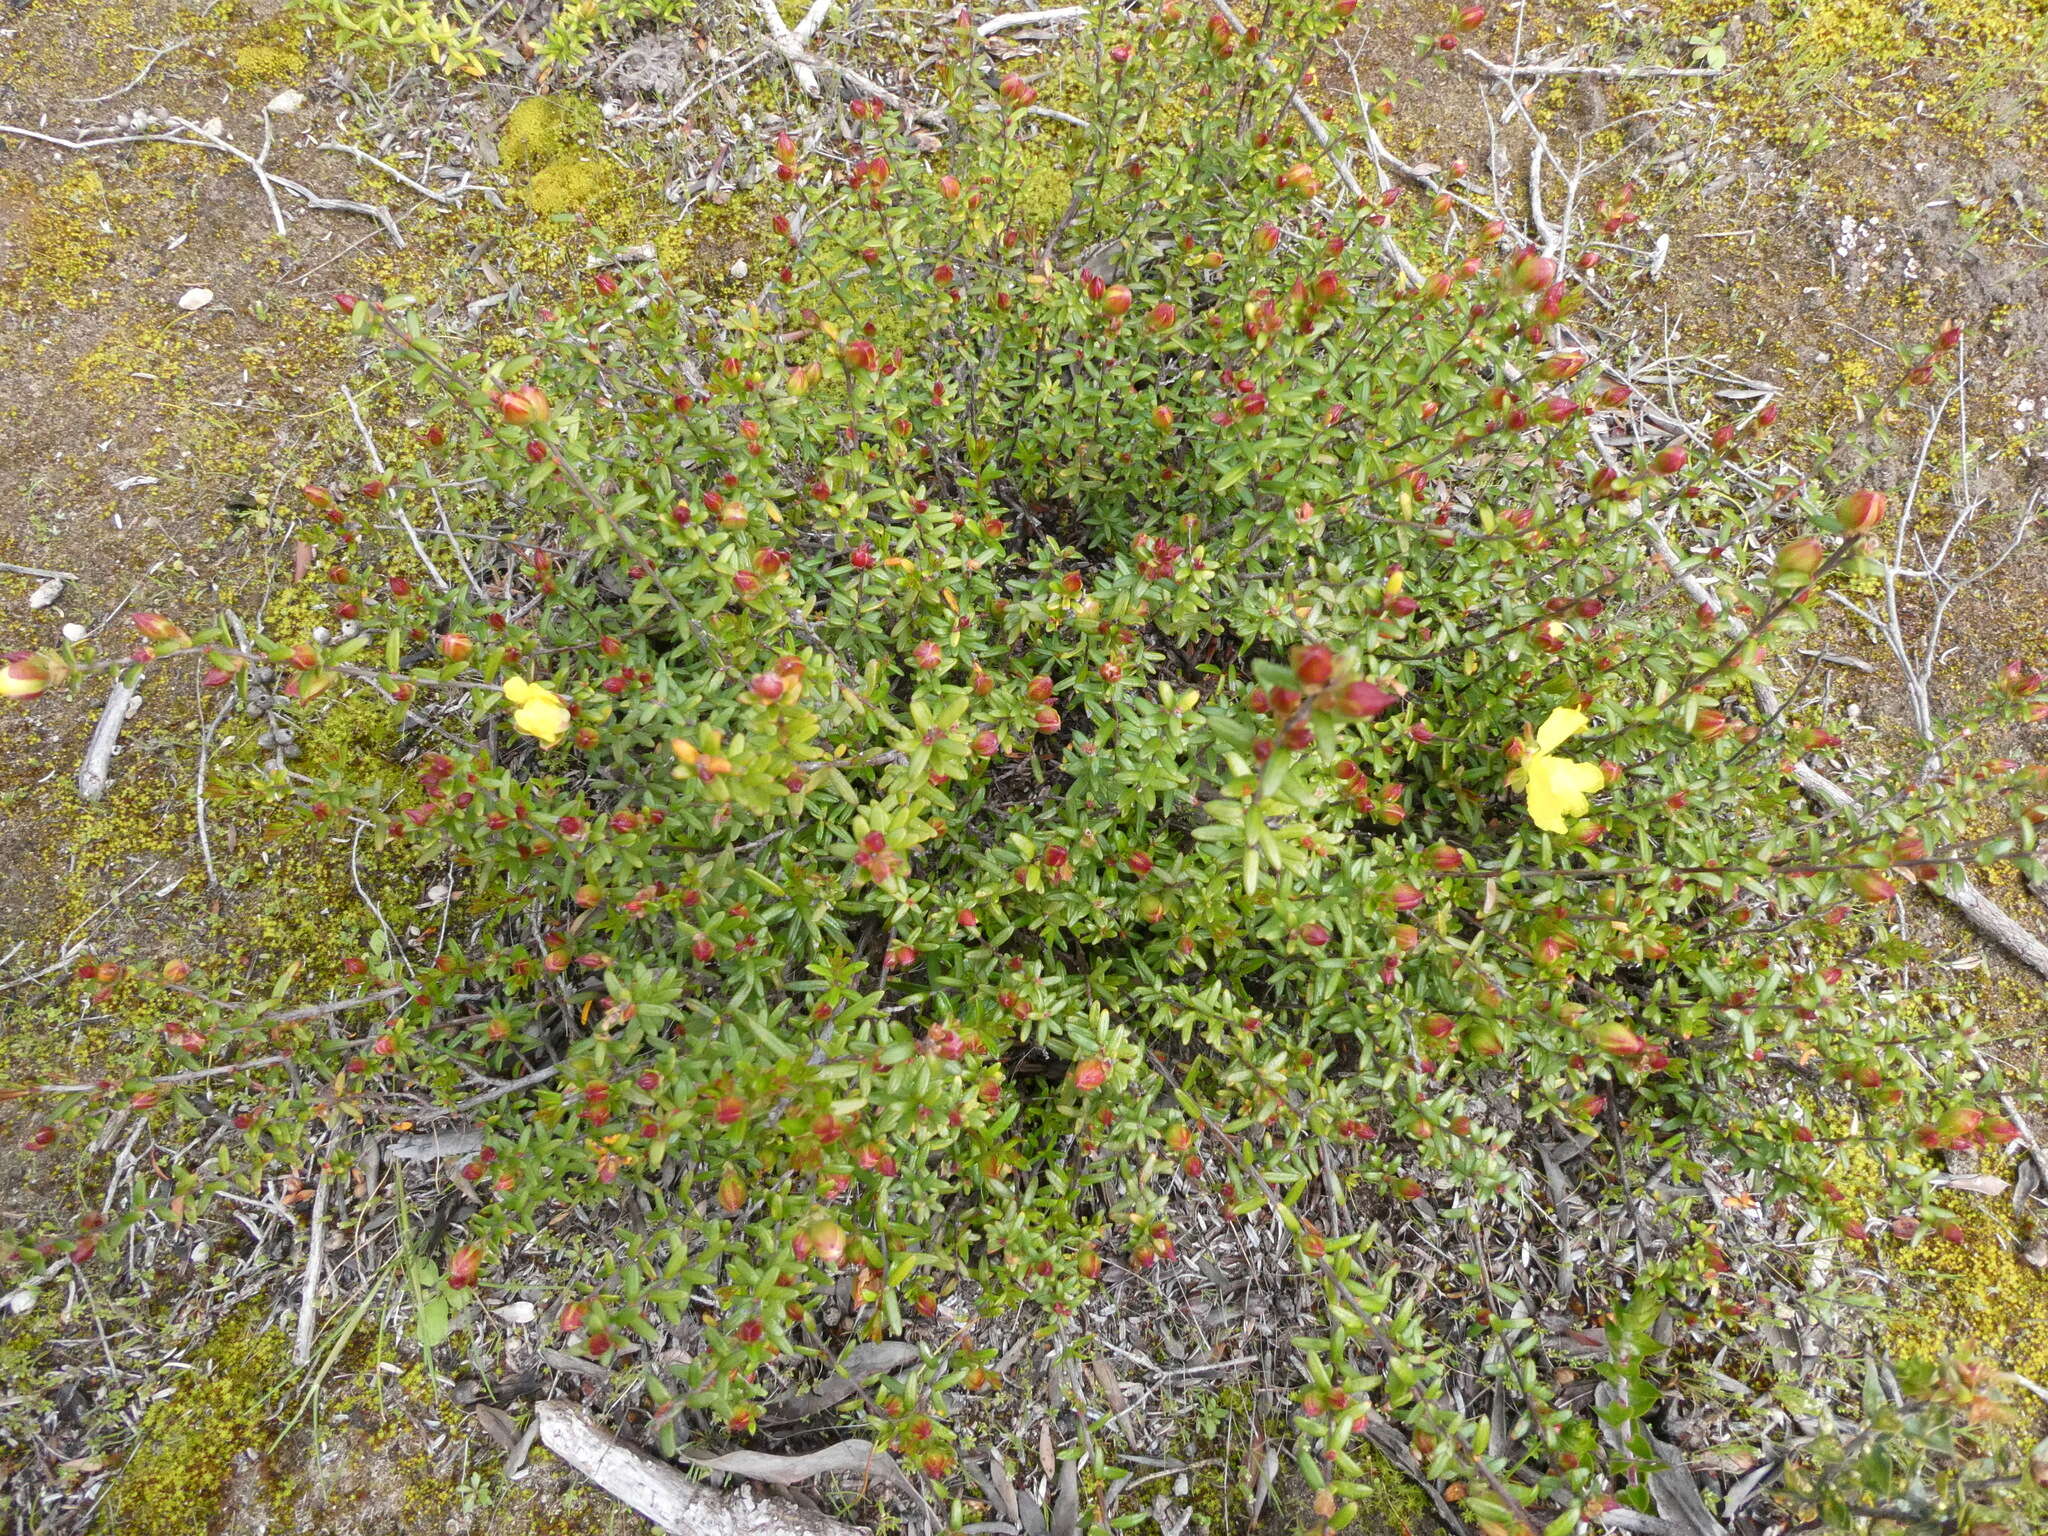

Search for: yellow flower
xmin=1513 ymin=707 xmax=1606 ymax=834
xmin=502 ymin=674 xmax=570 ymax=748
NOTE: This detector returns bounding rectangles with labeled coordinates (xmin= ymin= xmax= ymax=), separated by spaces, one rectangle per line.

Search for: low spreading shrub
xmin=10 ymin=3 xmax=2047 ymax=1531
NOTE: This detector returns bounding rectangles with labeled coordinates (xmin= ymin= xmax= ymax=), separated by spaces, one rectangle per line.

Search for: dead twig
xmin=976 ymin=6 xmax=1089 ymax=36
xmin=1463 ymin=49 xmax=1729 ymax=80
xmin=77 ymin=676 xmax=140 ymax=803
xmin=343 ymin=384 xmax=450 ymax=591
xmin=0 ymin=121 xmax=404 ymax=246
xmin=292 ymin=1161 xmax=331 ymax=1367
xmin=0 ymin=559 xmax=80 ymax=581
xmin=66 ymin=38 xmax=192 ymax=105
xmin=195 ymin=694 xmax=230 ymax=889
xmin=317 ymin=140 xmax=473 ymax=205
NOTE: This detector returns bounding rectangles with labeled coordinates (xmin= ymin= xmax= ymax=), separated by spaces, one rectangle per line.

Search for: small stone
xmin=28 ymin=577 xmax=65 ymax=609
xmin=177 ymin=287 xmax=214 ymax=311
xmin=61 ymin=622 xmax=86 ymax=643
xmin=2023 ymin=1237 xmax=2048 ymax=1273
xmin=266 ymin=89 xmax=306 ymax=114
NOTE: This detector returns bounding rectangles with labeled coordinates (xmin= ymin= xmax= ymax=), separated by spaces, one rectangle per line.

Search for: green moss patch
xmin=231 ymin=44 xmax=305 ymax=87
xmin=97 ymin=1311 xmax=292 ymax=1536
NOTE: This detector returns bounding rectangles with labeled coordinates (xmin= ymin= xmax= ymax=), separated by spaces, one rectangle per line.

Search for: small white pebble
xmin=62 ymin=622 xmax=87 ymax=642
xmin=177 ymin=287 xmax=214 ymax=311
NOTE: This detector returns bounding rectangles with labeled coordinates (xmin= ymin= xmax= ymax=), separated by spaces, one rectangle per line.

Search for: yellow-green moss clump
xmin=0 ymin=166 xmax=117 ymax=299
xmin=524 ymin=157 xmax=620 ymax=215
xmin=1829 ymin=1136 xmax=2048 ymax=1446
xmin=232 ymin=43 xmax=306 ymax=86
xmin=1885 ymin=1192 xmax=2048 ymax=1421
xmin=98 ymin=1312 xmax=292 ymax=1536
xmin=497 ymin=95 xmax=619 ymax=214
xmin=499 ymin=95 xmax=600 ymax=170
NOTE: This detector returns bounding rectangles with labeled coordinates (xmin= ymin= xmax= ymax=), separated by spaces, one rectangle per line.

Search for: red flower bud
xmin=495 ymin=384 xmax=550 ymax=425
xmin=1292 ymin=643 xmax=1335 ymax=686
xmin=0 ymin=654 xmax=57 ymax=700
xmin=1830 ymin=488 xmax=1886 ymax=534
xmin=1775 ymin=537 xmax=1827 ymax=576
xmin=1510 ymin=251 xmax=1555 ymax=293
xmin=1997 ymin=660 xmax=2043 ymax=698
xmin=1591 ymin=1021 xmax=1646 ymax=1057
xmin=1336 ymin=679 xmax=1395 ymax=718
xmin=131 ymin=611 xmax=188 ymax=646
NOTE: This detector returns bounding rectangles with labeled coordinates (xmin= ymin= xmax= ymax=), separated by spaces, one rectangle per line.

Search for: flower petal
xmin=1535 ymin=706 xmax=1589 ymax=753
xmin=503 ymin=674 xmax=535 ymax=706
xmin=1524 ymin=753 xmax=1605 ymax=833
xmin=513 ymin=696 xmax=569 ymax=748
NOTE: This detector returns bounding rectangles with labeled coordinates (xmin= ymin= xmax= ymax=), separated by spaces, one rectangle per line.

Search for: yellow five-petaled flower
xmin=1513 ymin=707 xmax=1607 ymax=834
xmin=502 ymin=674 xmax=570 ymax=748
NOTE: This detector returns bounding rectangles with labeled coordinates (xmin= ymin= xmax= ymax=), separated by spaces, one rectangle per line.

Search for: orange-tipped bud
xmin=1510 ymin=250 xmax=1555 ymax=293
xmin=495 ymin=384 xmax=551 ymax=425
xmin=131 ymin=612 xmax=189 ymax=647
xmin=1775 ymin=537 xmax=1827 ymax=576
xmin=1 ymin=653 xmax=59 ymax=700
xmin=1591 ymin=1021 xmax=1646 ymax=1057
xmin=1830 ymin=488 xmax=1886 ymax=534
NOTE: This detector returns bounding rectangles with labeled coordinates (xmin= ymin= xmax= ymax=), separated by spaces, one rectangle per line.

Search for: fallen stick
xmin=754 ymin=0 xmax=821 ymax=95
xmin=292 ymin=1164 xmax=331 ymax=1367
xmin=1463 ymin=48 xmax=1729 ymax=80
xmin=976 ymin=6 xmax=1089 ymax=36
xmin=77 ymin=676 xmax=139 ymax=803
xmin=0 ymin=122 xmax=403 ymax=246
xmin=534 ymin=1400 xmax=869 ymax=1536
xmin=0 ymin=559 xmax=81 ymax=580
